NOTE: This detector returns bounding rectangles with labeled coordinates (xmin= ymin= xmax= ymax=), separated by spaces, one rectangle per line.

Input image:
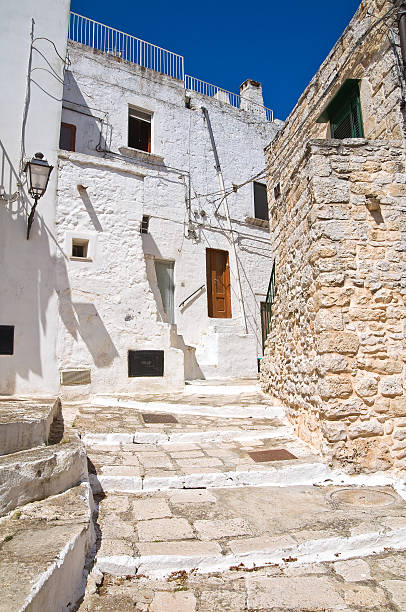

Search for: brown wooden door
xmin=206 ymin=248 xmax=232 ymax=318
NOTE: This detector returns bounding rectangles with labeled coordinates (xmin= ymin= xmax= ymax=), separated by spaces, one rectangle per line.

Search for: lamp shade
xmin=24 ymin=153 xmax=53 ymax=199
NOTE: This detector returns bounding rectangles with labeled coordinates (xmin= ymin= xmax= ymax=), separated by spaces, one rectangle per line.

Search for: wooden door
xmin=206 ymin=248 xmax=232 ymax=318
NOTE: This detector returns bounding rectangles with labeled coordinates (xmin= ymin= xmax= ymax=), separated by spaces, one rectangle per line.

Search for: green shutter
xmin=317 ymin=79 xmax=364 ymax=139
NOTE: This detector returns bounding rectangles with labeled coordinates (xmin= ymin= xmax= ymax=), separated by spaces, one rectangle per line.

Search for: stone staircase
xmin=0 ymin=398 xmax=94 ymax=612
xmin=65 ymin=381 xmax=406 ymax=610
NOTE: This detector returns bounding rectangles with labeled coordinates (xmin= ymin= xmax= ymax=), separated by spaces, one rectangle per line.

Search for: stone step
xmin=94 ymin=484 xmax=406 ymax=579
xmin=91 ymin=397 xmax=283 ymax=419
xmin=0 ymin=482 xmax=95 ymax=612
xmin=86 ymin=434 xmax=328 ymax=494
xmin=0 ymin=397 xmax=59 ymax=456
xmin=0 ymin=430 xmax=88 ymax=516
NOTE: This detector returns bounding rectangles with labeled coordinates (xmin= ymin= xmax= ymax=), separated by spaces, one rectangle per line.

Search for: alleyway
xmin=67 ymin=381 xmax=406 ymax=611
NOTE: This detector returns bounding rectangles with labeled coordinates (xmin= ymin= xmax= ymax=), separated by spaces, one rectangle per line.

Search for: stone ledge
xmin=0 ymin=431 xmax=88 ymax=516
xmin=245 ymin=216 xmax=269 ymax=228
xmin=0 ymin=398 xmax=59 ymax=456
xmin=0 ymin=482 xmax=94 ymax=612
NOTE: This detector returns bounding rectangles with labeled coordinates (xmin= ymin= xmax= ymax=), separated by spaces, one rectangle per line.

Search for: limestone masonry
xmin=260 ymin=0 xmax=406 ymax=473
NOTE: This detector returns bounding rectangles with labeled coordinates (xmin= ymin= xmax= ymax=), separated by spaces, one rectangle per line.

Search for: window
xmin=59 ymin=122 xmax=76 ymax=151
xmin=0 ymin=325 xmax=14 ymax=355
xmin=71 ymin=238 xmax=89 ymax=258
xmin=254 ymin=182 xmax=269 ymax=221
xmin=318 ymin=79 xmax=364 ymax=139
xmin=128 ymin=108 xmax=152 ymax=152
xmin=140 ymin=215 xmax=150 ymax=234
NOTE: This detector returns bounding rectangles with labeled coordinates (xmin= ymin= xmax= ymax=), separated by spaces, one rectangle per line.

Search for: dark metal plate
xmin=142 ymin=413 xmax=178 ymax=424
xmin=248 ymin=449 xmax=297 ymax=462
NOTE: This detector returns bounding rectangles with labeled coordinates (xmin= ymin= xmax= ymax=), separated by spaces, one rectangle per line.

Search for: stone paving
xmin=80 ymin=551 xmax=406 ymax=611
xmin=70 ymin=381 xmax=406 ymax=611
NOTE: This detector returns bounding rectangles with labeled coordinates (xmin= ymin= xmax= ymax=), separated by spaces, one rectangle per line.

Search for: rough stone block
xmin=381 ymin=376 xmax=403 ymax=397
xmin=318 ymin=376 xmax=352 ymax=399
xmin=246 ymin=576 xmax=346 ymax=610
xmin=333 ymin=558 xmax=371 ymax=581
xmin=348 ymin=420 xmax=384 ymax=439
xmin=132 ymin=498 xmax=172 ymax=520
xmin=354 ymin=377 xmax=379 ymax=398
xmin=315 ymin=308 xmax=344 ymax=332
xmin=321 ymin=421 xmax=347 ymax=442
xmin=150 ymin=591 xmax=196 ymax=612
xmin=317 ymin=331 xmax=359 ymax=355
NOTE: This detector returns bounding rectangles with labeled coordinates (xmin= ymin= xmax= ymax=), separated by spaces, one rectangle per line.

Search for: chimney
xmin=240 ymin=79 xmax=266 ymax=118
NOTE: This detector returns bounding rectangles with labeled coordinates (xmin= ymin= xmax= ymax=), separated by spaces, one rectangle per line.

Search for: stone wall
xmin=260 ymin=0 xmax=406 ymax=472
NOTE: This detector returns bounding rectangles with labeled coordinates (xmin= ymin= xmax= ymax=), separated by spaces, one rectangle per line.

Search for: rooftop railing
xmin=69 ymin=12 xmax=184 ymax=80
xmin=68 ymin=12 xmax=273 ymax=121
xmin=185 ymin=76 xmax=274 ymax=121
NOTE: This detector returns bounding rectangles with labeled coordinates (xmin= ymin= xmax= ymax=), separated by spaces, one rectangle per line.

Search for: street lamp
xmin=24 ymin=152 xmax=53 ymax=239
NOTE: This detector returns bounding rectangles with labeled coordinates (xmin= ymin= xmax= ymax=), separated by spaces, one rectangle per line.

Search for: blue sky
xmin=70 ymin=0 xmax=360 ymax=120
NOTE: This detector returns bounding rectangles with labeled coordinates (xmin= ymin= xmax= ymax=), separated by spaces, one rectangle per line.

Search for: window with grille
xmin=317 ymin=80 xmax=364 ymax=140
xmin=128 ymin=108 xmax=152 ymax=152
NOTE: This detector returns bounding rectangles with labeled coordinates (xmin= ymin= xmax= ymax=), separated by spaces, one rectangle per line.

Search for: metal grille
xmin=261 ymin=260 xmax=276 ymax=351
xmin=60 ymin=369 xmax=91 ymax=385
xmin=248 ymin=449 xmax=297 ymax=462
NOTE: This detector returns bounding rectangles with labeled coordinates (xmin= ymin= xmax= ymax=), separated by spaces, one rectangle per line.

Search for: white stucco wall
xmin=0 ymin=0 xmax=70 ymax=395
xmin=56 ymin=42 xmax=279 ymax=392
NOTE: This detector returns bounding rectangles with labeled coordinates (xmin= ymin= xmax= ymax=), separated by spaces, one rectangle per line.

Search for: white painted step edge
xmin=82 ymin=426 xmax=295 ymax=446
xmin=20 ymin=483 xmax=95 ymax=612
xmin=89 ymin=462 xmax=332 ymax=494
xmin=96 ymin=525 xmax=406 ymax=578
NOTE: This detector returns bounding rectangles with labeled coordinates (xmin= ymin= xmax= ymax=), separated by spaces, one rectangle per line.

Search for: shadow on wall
xmin=0 ymin=139 xmax=57 ymax=394
xmin=142 ymin=232 xmax=205 ymax=381
xmin=77 ymin=185 xmax=103 ymax=232
xmin=62 ymin=71 xmax=112 ymax=154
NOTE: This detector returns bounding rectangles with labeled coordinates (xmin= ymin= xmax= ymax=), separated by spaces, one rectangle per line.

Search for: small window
xmin=128 ymin=108 xmax=151 ymax=152
xmin=71 ymin=238 xmax=89 ymax=258
xmin=140 ymin=215 xmax=150 ymax=234
xmin=318 ymin=79 xmax=364 ymax=139
xmin=253 ymin=182 xmax=269 ymax=221
xmin=0 ymin=325 xmax=14 ymax=355
xmin=273 ymin=183 xmax=281 ymax=199
xmin=59 ymin=122 xmax=76 ymax=151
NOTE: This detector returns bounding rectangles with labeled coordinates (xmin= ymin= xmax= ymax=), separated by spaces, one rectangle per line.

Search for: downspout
xmin=201 ymin=106 xmax=249 ymax=334
xmin=398 ymin=2 xmax=406 ymax=84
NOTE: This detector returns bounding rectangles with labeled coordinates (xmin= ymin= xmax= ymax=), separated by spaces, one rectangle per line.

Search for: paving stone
xmin=167 ymin=489 xmax=217 ymax=504
xmin=100 ymin=494 xmax=130 ymax=514
xmin=194 ymin=518 xmax=254 ymax=540
xmin=169 ymin=451 xmax=205 ymax=458
xmin=132 ymin=498 xmax=172 ymax=520
xmin=344 ymin=585 xmax=387 ymax=607
xmin=149 ymin=591 xmax=196 ymax=612
xmin=175 ymin=457 xmax=224 ymax=468
xmin=135 ymin=540 xmax=221 ymax=556
xmin=199 ymin=590 xmax=246 ymax=611
xmin=101 ymin=516 xmax=136 ymax=539
xmin=380 ymin=579 xmax=406 ymax=608
xmin=228 ymin=534 xmax=296 ymax=554
xmin=98 ymin=538 xmax=134 ymax=556
xmin=246 ymin=575 xmax=346 ymax=610
xmin=138 ymin=453 xmax=173 ymax=469
xmin=333 ymin=558 xmax=371 ymax=581
xmin=137 ymin=518 xmax=194 ymax=541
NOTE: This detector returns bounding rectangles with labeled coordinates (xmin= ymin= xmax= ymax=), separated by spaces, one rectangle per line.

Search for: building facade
xmin=0 ymin=0 xmax=71 ymax=396
xmin=260 ymin=0 xmax=406 ymax=473
xmin=55 ymin=16 xmax=280 ymax=398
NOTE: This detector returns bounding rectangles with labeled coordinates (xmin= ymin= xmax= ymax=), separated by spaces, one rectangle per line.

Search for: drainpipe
xmin=398 ymin=3 xmax=406 ymax=83
xmin=201 ymin=106 xmax=249 ymax=334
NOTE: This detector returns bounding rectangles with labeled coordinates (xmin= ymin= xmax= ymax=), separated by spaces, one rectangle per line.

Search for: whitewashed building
xmin=55 ymin=14 xmax=280 ymax=397
xmin=0 ymin=0 xmax=70 ymax=396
